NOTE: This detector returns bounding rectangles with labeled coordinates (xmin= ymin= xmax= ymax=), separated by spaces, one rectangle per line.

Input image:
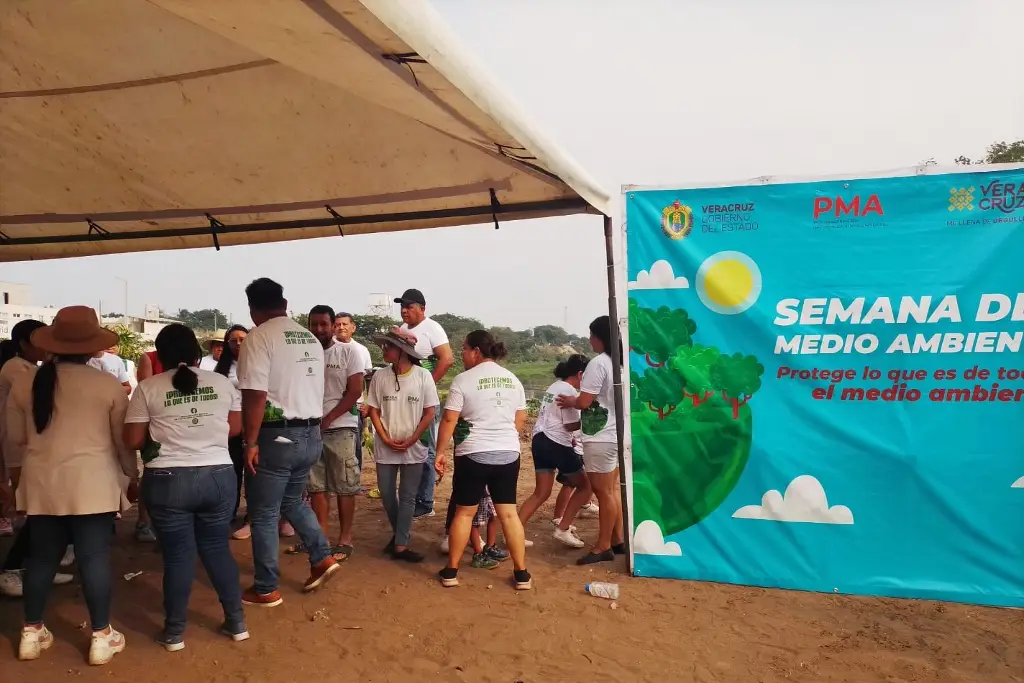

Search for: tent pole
xmin=602 ymin=213 xmax=631 ymax=565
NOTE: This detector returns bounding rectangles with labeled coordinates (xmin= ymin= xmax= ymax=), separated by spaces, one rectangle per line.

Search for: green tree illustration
xmin=581 ymin=402 xmax=609 ymax=436
xmin=670 ymin=344 xmax=721 ymax=407
xmin=637 ymin=366 xmax=685 ymax=420
xmin=710 ymin=352 xmax=765 ymax=419
xmin=629 ymin=300 xmax=697 ymax=368
xmin=454 ymin=418 xmax=472 ymax=446
xmin=629 ymin=370 xmax=646 ymax=413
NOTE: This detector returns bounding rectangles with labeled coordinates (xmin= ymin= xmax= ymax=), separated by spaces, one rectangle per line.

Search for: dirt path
xmin=2 ymin=440 xmax=1021 ymax=683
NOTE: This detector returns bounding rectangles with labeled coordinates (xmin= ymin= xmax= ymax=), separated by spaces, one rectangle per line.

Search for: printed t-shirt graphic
xmin=125 ymin=368 xmax=240 ymax=467
xmin=580 ymin=353 xmax=615 ymax=442
xmin=444 ymin=361 xmax=527 ymax=457
xmin=533 ymin=379 xmax=582 ymax=448
xmin=237 ymin=316 xmax=325 ymax=421
xmin=365 ymin=365 xmax=440 ymax=465
xmin=323 ymin=340 xmax=367 ymax=430
xmin=400 ymin=318 xmax=449 ymax=373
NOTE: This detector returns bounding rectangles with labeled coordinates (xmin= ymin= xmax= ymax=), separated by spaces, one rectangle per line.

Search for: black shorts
xmin=532 ymin=432 xmax=584 ymax=480
xmin=452 ymin=456 xmax=520 ymax=507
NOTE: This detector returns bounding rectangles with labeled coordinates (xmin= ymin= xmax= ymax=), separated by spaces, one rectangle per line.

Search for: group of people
xmin=0 ymin=279 xmax=625 ymax=665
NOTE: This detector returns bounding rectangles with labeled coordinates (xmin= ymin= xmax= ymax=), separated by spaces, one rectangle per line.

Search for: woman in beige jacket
xmin=6 ymin=307 xmax=139 ymax=666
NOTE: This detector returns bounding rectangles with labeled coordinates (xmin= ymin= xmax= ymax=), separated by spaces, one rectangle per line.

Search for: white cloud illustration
xmin=1012 ymin=476 xmax=1024 ymax=489
xmin=732 ymin=475 xmax=854 ymax=525
xmin=633 ymin=520 xmax=682 ymax=556
xmin=628 ymin=260 xmax=689 ymax=290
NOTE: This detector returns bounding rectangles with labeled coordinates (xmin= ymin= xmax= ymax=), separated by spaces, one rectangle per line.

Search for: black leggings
xmin=228 ymin=435 xmax=245 ymax=520
xmin=2 ymin=519 xmax=30 ymax=571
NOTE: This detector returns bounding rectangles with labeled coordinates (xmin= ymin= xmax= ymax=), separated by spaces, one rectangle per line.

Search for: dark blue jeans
xmin=143 ymin=464 xmax=244 ymax=636
xmin=24 ymin=513 xmax=115 ymax=630
xmin=244 ymin=426 xmax=330 ymax=594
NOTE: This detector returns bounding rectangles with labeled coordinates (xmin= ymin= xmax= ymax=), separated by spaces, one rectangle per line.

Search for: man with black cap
xmin=395 ymin=288 xmax=454 ymax=518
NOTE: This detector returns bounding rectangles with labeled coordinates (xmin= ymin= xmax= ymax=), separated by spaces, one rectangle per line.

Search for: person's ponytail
xmin=465 ymin=329 xmax=508 ymax=361
xmin=553 ymin=361 xmax=568 ymax=379
xmin=31 ymin=360 xmax=58 ymax=434
xmin=171 ymin=363 xmax=199 ymax=395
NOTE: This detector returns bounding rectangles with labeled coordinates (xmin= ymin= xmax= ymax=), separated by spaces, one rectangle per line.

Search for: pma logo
xmin=661 ymin=200 xmax=693 ymax=240
xmin=949 ymin=186 xmax=974 ymax=212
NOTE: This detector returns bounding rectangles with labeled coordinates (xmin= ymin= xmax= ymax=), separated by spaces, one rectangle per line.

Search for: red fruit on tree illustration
xmin=628 ymin=299 xmax=764 ymax=538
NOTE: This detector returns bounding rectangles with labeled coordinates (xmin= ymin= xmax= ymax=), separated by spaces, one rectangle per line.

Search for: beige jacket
xmin=6 ymin=362 xmax=136 ymax=516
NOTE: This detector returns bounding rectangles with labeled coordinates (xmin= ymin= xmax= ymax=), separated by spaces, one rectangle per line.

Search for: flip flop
xmin=331 ymin=544 xmax=353 ymax=562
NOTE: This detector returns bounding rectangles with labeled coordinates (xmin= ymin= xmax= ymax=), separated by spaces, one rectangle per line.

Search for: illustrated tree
xmin=670 ymin=343 xmax=720 ymax=406
xmin=710 ymin=352 xmax=765 ymax=419
xmin=636 ymin=366 xmax=685 ymax=420
xmin=629 ymin=300 xmax=697 ymax=368
xmin=629 ymin=370 xmax=647 ymax=413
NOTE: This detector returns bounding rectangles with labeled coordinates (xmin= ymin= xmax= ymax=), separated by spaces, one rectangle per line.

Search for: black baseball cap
xmin=394 ymin=289 xmax=426 ymax=306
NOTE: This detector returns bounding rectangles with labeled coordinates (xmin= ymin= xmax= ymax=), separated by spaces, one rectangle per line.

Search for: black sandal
xmin=392 ymin=548 xmax=425 ymax=563
xmin=331 ymin=544 xmax=353 ymax=562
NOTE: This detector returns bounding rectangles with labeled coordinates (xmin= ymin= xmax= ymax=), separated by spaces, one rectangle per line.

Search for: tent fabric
xmin=0 ymin=0 xmax=611 ymax=262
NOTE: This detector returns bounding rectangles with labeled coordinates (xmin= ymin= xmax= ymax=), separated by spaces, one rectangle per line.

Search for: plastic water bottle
xmin=585 ymin=582 xmax=620 ymax=600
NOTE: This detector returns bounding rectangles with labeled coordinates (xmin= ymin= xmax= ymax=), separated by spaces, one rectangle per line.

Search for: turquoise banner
xmin=624 ymin=166 xmax=1024 ymax=607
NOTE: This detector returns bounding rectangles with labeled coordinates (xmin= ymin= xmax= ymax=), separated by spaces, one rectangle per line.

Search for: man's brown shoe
xmin=241 ymin=587 xmax=283 ymax=607
xmin=303 ymin=556 xmax=340 ymax=592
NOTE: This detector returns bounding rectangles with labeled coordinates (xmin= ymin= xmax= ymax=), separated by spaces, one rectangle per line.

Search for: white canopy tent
xmin=0 ymin=0 xmax=632 ymax=558
xmin=0 ymin=0 xmax=610 ymax=260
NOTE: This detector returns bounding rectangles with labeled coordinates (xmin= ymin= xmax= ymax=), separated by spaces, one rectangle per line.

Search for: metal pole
xmin=602 ymin=213 xmax=631 ymax=562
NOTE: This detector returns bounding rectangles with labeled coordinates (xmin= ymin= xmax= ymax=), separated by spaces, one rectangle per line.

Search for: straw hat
xmin=31 ymin=306 xmax=118 ymax=356
xmin=205 ymin=329 xmax=229 ymax=351
xmin=373 ymin=329 xmax=424 ymax=360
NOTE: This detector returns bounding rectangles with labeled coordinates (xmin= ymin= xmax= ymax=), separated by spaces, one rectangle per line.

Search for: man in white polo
xmin=236 ymin=278 xmax=339 ymax=607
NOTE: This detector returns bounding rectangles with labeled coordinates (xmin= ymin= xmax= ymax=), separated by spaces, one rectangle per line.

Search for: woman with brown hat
xmin=5 ymin=306 xmax=139 ymax=665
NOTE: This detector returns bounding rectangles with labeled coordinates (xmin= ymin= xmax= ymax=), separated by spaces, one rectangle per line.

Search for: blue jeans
xmin=24 ymin=513 xmax=115 ymax=630
xmin=415 ymin=410 xmax=442 ymax=513
xmin=244 ymin=426 xmax=330 ymax=593
xmin=143 ymin=464 xmax=244 ymax=636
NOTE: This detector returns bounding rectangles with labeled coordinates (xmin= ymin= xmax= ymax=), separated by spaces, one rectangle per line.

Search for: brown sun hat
xmin=31 ymin=306 xmax=118 ymax=356
xmin=373 ymin=328 xmax=424 ymax=360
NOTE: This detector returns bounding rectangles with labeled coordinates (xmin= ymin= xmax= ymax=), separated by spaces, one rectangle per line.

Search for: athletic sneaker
xmin=88 ymin=627 xmax=126 ymax=666
xmin=241 ymin=588 xmax=283 ymax=607
xmin=60 ymin=545 xmax=75 ymax=567
xmin=303 ymin=556 xmax=340 ymax=592
xmin=439 ymin=535 xmax=449 ymax=553
xmin=554 ymin=527 xmax=585 ymax=549
xmin=551 ymin=517 xmax=562 ymax=527
xmin=579 ymin=502 xmax=600 ymax=517
xmin=483 ymin=545 xmax=509 ymax=562
xmin=18 ymin=624 xmax=54 ymax=661
xmin=513 ymin=569 xmax=533 ymax=591
xmin=135 ymin=523 xmax=157 ymax=543
xmin=413 ymin=507 xmax=436 ymax=520
xmin=221 ymin=621 xmax=251 ymax=642
xmin=1 ymin=570 xmax=74 ymax=597
xmin=471 ymin=552 xmax=500 ymax=570
xmin=156 ymin=631 xmax=184 ymax=652
xmin=438 ymin=567 xmax=459 ymax=587
xmin=524 ymin=539 xmax=534 ymax=548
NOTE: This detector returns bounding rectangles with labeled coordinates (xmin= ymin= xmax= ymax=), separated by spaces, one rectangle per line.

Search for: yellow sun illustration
xmin=696 ymin=251 xmax=762 ymax=314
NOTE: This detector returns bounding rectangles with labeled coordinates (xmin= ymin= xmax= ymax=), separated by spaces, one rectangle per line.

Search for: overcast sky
xmin=3 ymin=0 xmax=1021 ymax=334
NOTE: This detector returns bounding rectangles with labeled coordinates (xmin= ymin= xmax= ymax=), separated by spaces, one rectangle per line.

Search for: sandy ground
xmin=2 ymin=430 xmax=1021 ymax=683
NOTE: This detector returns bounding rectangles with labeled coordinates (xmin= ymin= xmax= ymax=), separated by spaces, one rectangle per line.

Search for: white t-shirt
xmin=400 ymin=318 xmax=449 ymax=373
xmin=580 ymin=353 xmax=617 ymax=443
xmin=88 ymin=352 xmax=130 ymax=384
xmin=533 ymin=380 xmax=582 ymax=448
xmin=338 ymin=339 xmax=373 ymax=373
xmin=323 ymin=340 xmax=366 ymax=430
xmin=366 ymin=365 xmax=440 ymax=465
xmin=199 ymin=355 xmax=219 ymax=372
xmin=445 ymin=361 xmax=526 ymax=458
xmin=125 ymin=368 xmax=240 ymax=468
xmin=237 ymin=316 xmax=325 ymax=421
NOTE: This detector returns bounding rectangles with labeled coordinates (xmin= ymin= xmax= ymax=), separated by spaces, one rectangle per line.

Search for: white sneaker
xmin=88 ymin=627 xmax=126 ymax=666
xmin=524 ymin=538 xmax=535 ymax=548
xmin=1 ymin=570 xmax=23 ymax=597
xmin=60 ymin=546 xmax=75 ymax=568
xmin=439 ymin=535 xmax=450 ymax=554
xmin=18 ymin=624 xmax=54 ymax=661
xmin=53 ymin=572 xmax=74 ymax=586
xmin=579 ymin=502 xmax=600 ymax=517
xmin=551 ymin=517 xmax=561 ymax=527
xmin=554 ymin=527 xmax=585 ymax=548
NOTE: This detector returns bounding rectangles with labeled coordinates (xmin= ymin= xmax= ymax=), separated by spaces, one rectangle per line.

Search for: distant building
xmin=0 ymin=281 xmax=63 ymax=339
